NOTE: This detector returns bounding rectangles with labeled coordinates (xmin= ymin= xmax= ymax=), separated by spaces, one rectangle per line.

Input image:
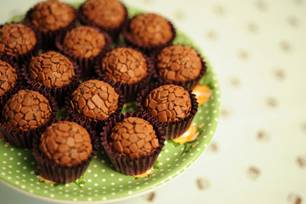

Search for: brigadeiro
xmin=95 ymin=47 xmax=154 ymax=101
xmin=33 ymin=121 xmax=93 ymax=183
xmin=0 ymin=23 xmax=39 ymax=64
xmin=25 ymin=0 xmax=77 ymax=49
xmin=0 ymin=89 xmax=56 ymax=148
xmin=23 ymin=51 xmax=80 ymax=105
xmin=79 ymin=0 xmax=128 ymax=41
xmin=56 ymin=25 xmax=111 ymax=78
xmin=68 ymin=79 xmax=123 ymax=129
xmin=0 ymin=60 xmax=19 ymax=112
xmin=123 ymin=13 xmax=176 ymax=54
xmin=155 ymin=44 xmax=207 ymax=90
xmin=101 ymin=113 xmax=165 ymax=175
xmin=137 ymin=84 xmax=198 ymax=139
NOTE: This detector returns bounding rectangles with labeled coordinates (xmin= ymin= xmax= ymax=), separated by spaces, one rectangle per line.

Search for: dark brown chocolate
xmin=3 ymin=89 xmax=52 ymax=132
xmin=111 ymin=117 xmax=159 ymax=159
xmin=81 ymin=0 xmax=125 ymax=30
xmin=71 ymin=79 xmax=119 ymax=121
xmin=30 ymin=0 xmax=76 ymax=33
xmin=101 ymin=47 xmax=148 ymax=84
xmin=144 ymin=84 xmax=192 ymax=122
xmin=63 ymin=26 xmax=106 ymax=59
xmin=0 ymin=23 xmax=37 ymax=57
xmin=157 ymin=45 xmax=202 ymax=81
xmin=29 ymin=51 xmax=75 ymax=88
xmin=40 ymin=121 xmax=92 ymax=167
xmin=0 ymin=60 xmax=17 ymax=97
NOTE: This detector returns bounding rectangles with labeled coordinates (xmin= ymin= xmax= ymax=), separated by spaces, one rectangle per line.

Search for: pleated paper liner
xmin=95 ymin=46 xmax=156 ymax=102
xmin=21 ymin=57 xmax=81 ymax=106
xmin=123 ymin=13 xmax=176 ymax=56
xmin=32 ymin=130 xmax=94 ymax=184
xmin=78 ymin=2 xmax=129 ymax=42
xmin=0 ymin=90 xmax=58 ymax=149
xmin=0 ymin=23 xmax=41 ymax=66
xmin=153 ymin=44 xmax=207 ymax=90
xmin=100 ymin=112 xmax=166 ymax=176
xmin=23 ymin=6 xmax=78 ymax=50
xmin=55 ymin=26 xmax=112 ymax=79
xmin=136 ymin=82 xmax=198 ymax=139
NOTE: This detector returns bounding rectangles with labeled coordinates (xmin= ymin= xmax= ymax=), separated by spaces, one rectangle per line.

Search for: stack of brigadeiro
xmin=0 ymin=0 xmax=207 ymax=184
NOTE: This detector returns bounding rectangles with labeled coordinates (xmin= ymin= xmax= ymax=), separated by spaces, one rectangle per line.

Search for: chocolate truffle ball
xmin=82 ymin=0 xmax=125 ymax=30
xmin=29 ymin=51 xmax=75 ymax=88
xmin=0 ymin=60 xmax=17 ymax=97
xmin=111 ymin=117 xmax=159 ymax=159
xmin=71 ymin=80 xmax=119 ymax=121
xmin=63 ymin=26 xmax=106 ymax=58
xmin=128 ymin=13 xmax=173 ymax=47
xmin=40 ymin=121 xmax=92 ymax=167
xmin=3 ymin=90 xmax=52 ymax=131
xmin=0 ymin=23 xmax=37 ymax=56
xmin=30 ymin=0 xmax=76 ymax=33
xmin=145 ymin=85 xmax=191 ymax=122
xmin=101 ymin=48 xmax=148 ymax=84
xmin=157 ymin=45 xmax=202 ymax=81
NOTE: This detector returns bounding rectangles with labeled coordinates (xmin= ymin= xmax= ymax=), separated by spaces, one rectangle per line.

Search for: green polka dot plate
xmin=0 ymin=4 xmax=220 ymax=203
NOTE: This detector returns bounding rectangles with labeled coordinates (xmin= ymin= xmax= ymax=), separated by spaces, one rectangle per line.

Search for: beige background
xmin=0 ymin=0 xmax=306 ymax=203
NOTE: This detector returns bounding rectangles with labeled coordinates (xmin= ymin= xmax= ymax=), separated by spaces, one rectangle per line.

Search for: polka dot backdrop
xmin=0 ymin=0 xmax=305 ymax=204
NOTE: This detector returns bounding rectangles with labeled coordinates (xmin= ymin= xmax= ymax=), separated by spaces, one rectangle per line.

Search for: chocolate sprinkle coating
xmin=30 ymin=0 xmax=76 ymax=33
xmin=29 ymin=51 xmax=75 ymax=88
xmin=71 ymin=79 xmax=119 ymax=121
xmin=128 ymin=13 xmax=173 ymax=47
xmin=111 ymin=117 xmax=159 ymax=159
xmin=0 ymin=23 xmax=37 ymax=56
xmin=144 ymin=84 xmax=191 ymax=122
xmin=101 ymin=47 xmax=148 ymax=84
xmin=3 ymin=89 xmax=52 ymax=132
xmin=40 ymin=121 xmax=92 ymax=167
xmin=63 ymin=26 xmax=106 ymax=59
xmin=82 ymin=0 xmax=125 ymax=30
xmin=0 ymin=60 xmax=17 ymax=97
xmin=157 ymin=45 xmax=202 ymax=81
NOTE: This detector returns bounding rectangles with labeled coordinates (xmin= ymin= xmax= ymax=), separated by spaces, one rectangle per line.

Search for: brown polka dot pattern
xmin=296 ymin=155 xmax=306 ymax=168
xmin=157 ymin=45 xmax=202 ymax=82
xmin=256 ymin=130 xmax=269 ymax=142
xmin=82 ymin=0 xmax=125 ymax=30
xmin=274 ymin=68 xmax=286 ymax=80
xmin=40 ymin=121 xmax=92 ymax=167
xmin=3 ymin=90 xmax=52 ymax=132
xmin=196 ymin=177 xmax=210 ymax=190
xmin=280 ymin=41 xmax=291 ymax=52
xmin=206 ymin=30 xmax=218 ymax=40
xmin=71 ymin=80 xmax=119 ymax=121
xmin=0 ymin=23 xmax=36 ymax=56
xmin=30 ymin=0 xmax=76 ymax=32
xmin=101 ymin=47 xmax=148 ymax=84
xmin=111 ymin=117 xmax=159 ymax=159
xmin=29 ymin=51 xmax=75 ymax=88
xmin=266 ymin=97 xmax=278 ymax=107
xmin=288 ymin=193 xmax=303 ymax=204
xmin=209 ymin=142 xmax=219 ymax=152
xmin=63 ymin=26 xmax=106 ymax=58
xmin=145 ymin=84 xmax=192 ymax=122
xmin=0 ymin=60 xmax=17 ymax=97
xmin=146 ymin=192 xmax=156 ymax=202
xmin=128 ymin=13 xmax=173 ymax=47
xmin=238 ymin=49 xmax=249 ymax=60
xmin=229 ymin=77 xmax=240 ymax=87
xmin=247 ymin=166 xmax=260 ymax=180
